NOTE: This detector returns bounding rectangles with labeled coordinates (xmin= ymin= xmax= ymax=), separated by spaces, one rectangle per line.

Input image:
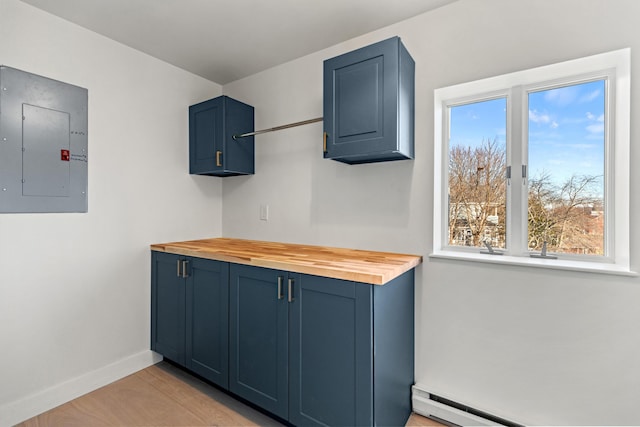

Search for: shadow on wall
xmin=310 ymin=158 xmax=414 ymax=228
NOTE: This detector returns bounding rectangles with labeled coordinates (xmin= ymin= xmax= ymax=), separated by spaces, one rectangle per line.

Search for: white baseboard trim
xmin=412 ymin=384 xmax=504 ymax=427
xmin=0 ymin=350 xmax=162 ymax=427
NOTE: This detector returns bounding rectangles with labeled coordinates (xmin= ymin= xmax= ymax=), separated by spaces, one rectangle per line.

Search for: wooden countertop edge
xmin=150 ymin=240 xmax=422 ymax=285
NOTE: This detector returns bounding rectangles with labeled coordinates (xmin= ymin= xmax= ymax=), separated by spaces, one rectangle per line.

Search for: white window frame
xmin=432 ymin=48 xmax=632 ymax=276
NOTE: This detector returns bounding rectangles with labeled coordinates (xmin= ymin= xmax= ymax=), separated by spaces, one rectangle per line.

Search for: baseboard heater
xmin=412 ymin=385 xmax=523 ymax=427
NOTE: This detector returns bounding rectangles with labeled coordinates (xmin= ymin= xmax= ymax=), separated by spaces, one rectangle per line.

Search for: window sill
xmin=429 ymin=250 xmax=637 ymax=277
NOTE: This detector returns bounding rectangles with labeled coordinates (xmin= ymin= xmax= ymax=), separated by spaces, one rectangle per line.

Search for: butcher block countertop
xmin=150 ymin=238 xmax=422 ymax=285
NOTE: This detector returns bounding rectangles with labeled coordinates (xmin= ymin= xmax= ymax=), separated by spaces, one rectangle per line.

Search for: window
xmin=448 ymin=97 xmax=507 ymax=250
xmin=433 ymin=49 xmax=631 ymax=275
xmin=527 ymin=80 xmax=606 ymax=256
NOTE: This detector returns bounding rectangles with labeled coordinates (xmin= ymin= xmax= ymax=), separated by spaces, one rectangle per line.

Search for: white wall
xmin=222 ymin=0 xmax=640 ymax=424
xmin=0 ymin=1 xmax=222 ymax=424
xmin=1 ymin=0 xmax=638 ymax=425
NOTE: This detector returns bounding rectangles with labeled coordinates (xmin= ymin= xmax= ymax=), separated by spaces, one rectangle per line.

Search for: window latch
xmin=530 ymin=241 xmax=557 ymax=259
xmin=480 ymin=240 xmax=504 ymax=255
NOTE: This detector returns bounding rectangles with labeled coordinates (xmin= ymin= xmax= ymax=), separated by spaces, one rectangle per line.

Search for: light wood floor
xmin=17 ymin=361 xmax=447 ymax=427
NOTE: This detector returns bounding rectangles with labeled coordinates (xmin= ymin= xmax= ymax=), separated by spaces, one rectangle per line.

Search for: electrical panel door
xmin=0 ymin=66 xmax=88 ymax=213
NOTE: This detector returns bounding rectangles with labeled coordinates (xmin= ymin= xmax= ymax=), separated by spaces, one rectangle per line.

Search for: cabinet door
xmin=323 ymin=36 xmax=414 ymax=164
xmin=289 ymin=275 xmax=373 ymax=427
xmin=151 ymin=252 xmax=186 ymax=366
xmin=185 ymin=257 xmax=229 ymax=389
xmin=229 ymin=264 xmax=289 ymax=419
xmin=189 ymin=97 xmax=224 ymax=175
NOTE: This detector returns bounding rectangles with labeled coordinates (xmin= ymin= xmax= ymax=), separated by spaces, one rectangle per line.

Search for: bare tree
xmin=527 ymin=172 xmax=559 ymax=249
xmin=448 ymin=139 xmax=604 ymax=255
xmin=527 ymin=173 xmax=604 ymax=255
xmin=448 ymin=138 xmax=506 ymax=247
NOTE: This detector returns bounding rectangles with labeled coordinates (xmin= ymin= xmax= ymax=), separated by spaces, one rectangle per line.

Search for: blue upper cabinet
xmin=189 ymin=95 xmax=255 ymax=176
xmin=323 ymin=36 xmax=415 ymax=164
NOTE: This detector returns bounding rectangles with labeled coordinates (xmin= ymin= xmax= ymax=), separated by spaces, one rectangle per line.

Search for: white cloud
xmin=579 ymin=89 xmax=601 ymax=103
xmin=529 ymin=109 xmax=551 ymax=124
xmin=586 ymin=123 xmax=604 ymax=134
xmin=585 ymin=112 xmax=605 ymax=122
xmin=585 ymin=112 xmax=605 ymax=134
xmin=568 ymin=143 xmax=597 ymax=149
xmin=543 ymin=86 xmax=579 ymax=106
xmin=529 ymin=110 xmax=560 ymax=131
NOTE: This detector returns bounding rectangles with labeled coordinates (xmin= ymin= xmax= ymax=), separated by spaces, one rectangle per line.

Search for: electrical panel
xmin=0 ymin=66 xmax=88 ymax=213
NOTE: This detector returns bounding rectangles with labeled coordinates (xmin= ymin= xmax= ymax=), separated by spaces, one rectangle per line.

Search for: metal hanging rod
xmin=233 ymin=117 xmax=323 ymax=140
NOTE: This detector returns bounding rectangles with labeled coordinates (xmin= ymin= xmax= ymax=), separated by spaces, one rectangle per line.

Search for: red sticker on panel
xmin=61 ymin=149 xmax=70 ymax=161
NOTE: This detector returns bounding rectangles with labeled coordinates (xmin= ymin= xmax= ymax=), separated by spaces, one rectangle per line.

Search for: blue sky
xmin=449 ymin=79 xmax=605 ymax=193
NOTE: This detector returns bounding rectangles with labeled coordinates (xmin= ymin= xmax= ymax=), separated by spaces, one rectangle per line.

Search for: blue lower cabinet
xmin=289 ymin=274 xmax=374 ymax=427
xmin=229 ymin=264 xmax=290 ymax=419
xmin=230 ymin=264 xmax=415 ymax=427
xmin=151 ymin=252 xmax=186 ymax=366
xmin=151 ymin=252 xmax=229 ymax=389
xmin=369 ymin=269 xmax=415 ymax=427
xmin=186 ymin=257 xmax=230 ymax=388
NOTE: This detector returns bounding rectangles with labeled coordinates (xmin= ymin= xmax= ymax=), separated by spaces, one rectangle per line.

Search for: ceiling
xmin=19 ymin=0 xmax=457 ymax=85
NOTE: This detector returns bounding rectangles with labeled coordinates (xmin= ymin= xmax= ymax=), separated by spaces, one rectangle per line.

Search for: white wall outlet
xmin=260 ymin=204 xmax=269 ymax=221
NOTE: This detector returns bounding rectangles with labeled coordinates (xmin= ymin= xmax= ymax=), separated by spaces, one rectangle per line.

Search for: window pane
xmin=448 ymin=98 xmax=507 ymax=249
xmin=527 ymin=80 xmax=605 ymax=255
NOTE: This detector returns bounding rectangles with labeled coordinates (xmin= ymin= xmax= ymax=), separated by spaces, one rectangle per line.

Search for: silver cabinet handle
xmin=181 ymin=260 xmax=189 ymax=278
xmin=176 ymin=259 xmax=181 ymax=277
xmin=277 ymin=276 xmax=284 ymax=300
xmin=288 ymin=278 xmax=294 ymax=303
